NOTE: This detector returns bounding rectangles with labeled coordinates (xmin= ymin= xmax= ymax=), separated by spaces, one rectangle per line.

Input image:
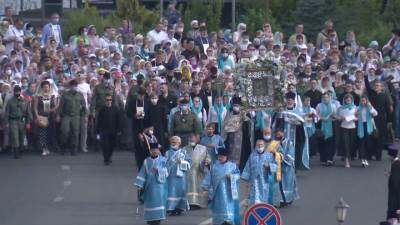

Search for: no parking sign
xmin=244 ymin=203 xmax=282 ymax=225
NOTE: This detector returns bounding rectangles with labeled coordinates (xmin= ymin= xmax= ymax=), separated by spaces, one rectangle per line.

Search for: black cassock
xmin=388 ymin=160 xmax=400 ymax=219
xmin=144 ymin=104 xmax=168 ymax=151
xmin=364 ymin=77 xmax=392 ymax=160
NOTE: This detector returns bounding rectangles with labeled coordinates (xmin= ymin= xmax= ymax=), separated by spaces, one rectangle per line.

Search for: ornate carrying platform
xmin=235 ymin=59 xmax=284 ymax=111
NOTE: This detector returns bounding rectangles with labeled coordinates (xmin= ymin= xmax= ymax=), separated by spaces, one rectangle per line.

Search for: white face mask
xmin=264 ymin=135 xmax=271 ymax=141
xmin=233 ymin=106 xmax=240 ymax=112
xmin=151 ymin=99 xmax=158 ymax=105
xmin=189 ymin=142 xmax=196 ymax=147
xmin=5 ymin=69 xmax=12 ymax=75
xmin=148 ymin=130 xmax=154 ymax=135
xmin=256 ymin=147 xmax=264 ymax=153
xmin=181 ymin=105 xmax=189 ymax=111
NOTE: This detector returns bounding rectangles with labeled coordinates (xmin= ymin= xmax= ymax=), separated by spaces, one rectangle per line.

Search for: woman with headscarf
xmin=337 ymin=94 xmax=357 ymax=168
xmin=87 ymin=25 xmax=101 ymax=51
xmin=316 ymin=92 xmax=335 ymax=166
xmin=207 ymin=96 xmax=227 ymax=135
xmin=190 ymin=96 xmax=207 ymax=131
xmin=357 ymin=95 xmax=378 ymax=167
xmin=32 ymin=80 xmax=59 ymax=156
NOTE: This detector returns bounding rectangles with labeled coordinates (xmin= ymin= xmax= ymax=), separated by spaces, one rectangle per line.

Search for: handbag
xmin=37 ymin=115 xmax=49 ymax=128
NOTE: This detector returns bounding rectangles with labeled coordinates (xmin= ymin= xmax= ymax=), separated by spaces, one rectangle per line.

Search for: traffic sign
xmin=244 ymin=203 xmax=281 ymax=225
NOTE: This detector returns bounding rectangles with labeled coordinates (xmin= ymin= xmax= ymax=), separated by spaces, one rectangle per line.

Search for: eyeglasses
xmin=106 ymin=99 xmax=113 ymax=102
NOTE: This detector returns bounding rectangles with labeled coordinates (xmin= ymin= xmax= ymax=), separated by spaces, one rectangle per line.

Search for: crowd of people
xmin=1 ymin=2 xmax=400 ymax=225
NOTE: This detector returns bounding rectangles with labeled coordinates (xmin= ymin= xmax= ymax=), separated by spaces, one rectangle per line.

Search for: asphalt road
xmin=0 ymin=150 xmax=391 ymax=225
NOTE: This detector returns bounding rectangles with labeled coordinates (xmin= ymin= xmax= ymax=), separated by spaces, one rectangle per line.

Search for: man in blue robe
xmin=165 ymin=136 xmax=192 ymax=215
xmin=274 ymin=92 xmax=309 ymax=206
xmin=135 ymin=143 xmax=168 ymax=225
xmin=201 ymin=147 xmax=240 ymax=225
xmin=200 ymin=123 xmax=225 ymax=163
xmin=241 ymin=139 xmax=278 ymax=206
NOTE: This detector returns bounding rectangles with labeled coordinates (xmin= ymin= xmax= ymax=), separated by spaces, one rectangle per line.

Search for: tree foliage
xmin=62 ymin=0 xmax=397 ymax=47
xmin=238 ymin=1 xmax=281 ymax=37
xmin=110 ymin=0 xmax=160 ymax=34
xmin=62 ymin=2 xmax=116 ymax=40
xmin=183 ymin=0 xmax=223 ymax=31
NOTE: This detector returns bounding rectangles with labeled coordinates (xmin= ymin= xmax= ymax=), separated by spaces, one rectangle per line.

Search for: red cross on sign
xmin=244 ymin=203 xmax=282 ymax=225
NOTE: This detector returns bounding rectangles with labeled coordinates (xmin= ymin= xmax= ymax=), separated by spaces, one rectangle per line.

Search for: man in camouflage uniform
xmin=90 ymin=71 xmax=118 ymax=117
xmin=170 ymin=99 xmax=201 ymax=146
xmin=58 ymin=80 xmax=87 ymax=155
xmin=5 ymin=85 xmax=31 ymax=159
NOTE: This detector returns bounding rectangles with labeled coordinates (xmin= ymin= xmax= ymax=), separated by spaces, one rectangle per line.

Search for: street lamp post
xmin=335 ymin=197 xmax=350 ymax=225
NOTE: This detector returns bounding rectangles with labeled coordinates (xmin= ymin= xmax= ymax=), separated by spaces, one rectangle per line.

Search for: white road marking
xmin=53 ymin=196 xmax=64 ymax=202
xmin=61 ymin=165 xmax=70 ymax=170
xmin=53 ymin=165 xmax=72 ymax=203
xmin=63 ymin=180 xmax=72 ymax=186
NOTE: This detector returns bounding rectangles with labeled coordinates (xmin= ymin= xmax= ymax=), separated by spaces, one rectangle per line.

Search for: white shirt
xmin=146 ymin=29 xmax=168 ymax=52
xmin=100 ymin=36 xmax=119 ymax=51
xmin=77 ymin=82 xmax=91 ymax=109
xmin=339 ymin=107 xmax=357 ymax=129
xmin=207 ymin=106 xmax=227 ymax=124
xmin=50 ymin=24 xmax=61 ymax=44
xmin=4 ymin=25 xmax=24 ymax=54
xmin=360 ymin=105 xmax=378 ymax=122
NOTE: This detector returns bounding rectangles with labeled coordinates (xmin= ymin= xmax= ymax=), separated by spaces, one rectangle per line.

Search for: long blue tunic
xmin=165 ymin=148 xmax=192 ymax=211
xmin=201 ymin=161 xmax=240 ymax=225
xmin=199 ymin=134 xmax=225 ymax=163
xmin=241 ymin=151 xmax=279 ymax=206
xmin=134 ymin=156 xmax=168 ymax=222
xmin=279 ymin=108 xmax=310 ymax=203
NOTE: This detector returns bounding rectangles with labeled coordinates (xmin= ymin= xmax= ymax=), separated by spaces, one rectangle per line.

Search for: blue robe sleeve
xmin=230 ymin=166 xmax=240 ymax=200
xmin=241 ymin=158 xmax=251 ymax=181
xmin=201 ymin=170 xmax=213 ymax=200
xmin=135 ymin=160 xmax=147 ymax=188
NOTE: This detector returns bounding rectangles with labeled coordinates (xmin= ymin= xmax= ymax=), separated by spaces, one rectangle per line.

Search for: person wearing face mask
xmin=41 ymin=13 xmax=63 ymax=48
xmin=273 ymin=92 xmax=309 ymax=205
xmin=136 ymin=122 xmax=159 ymax=170
xmin=90 ymin=71 xmax=119 ymax=120
xmin=96 ymin=94 xmax=121 ymax=165
xmin=201 ymin=146 xmax=240 ymax=225
xmin=165 ymin=136 xmax=192 ymax=216
xmin=135 ymin=142 xmax=168 ymax=225
xmin=57 ymin=79 xmax=87 ymax=156
xmin=221 ymin=96 xmax=251 ymax=171
xmin=262 ymin=127 xmax=273 ymax=145
xmin=5 ymin=85 xmax=31 ymax=159
xmin=143 ymin=94 xmax=168 ymax=151
xmin=170 ymin=99 xmax=201 ymax=146
xmin=241 ymin=139 xmax=279 ymax=207
xmin=183 ymin=133 xmax=209 ymax=209
xmin=217 ymin=48 xmax=234 ymax=71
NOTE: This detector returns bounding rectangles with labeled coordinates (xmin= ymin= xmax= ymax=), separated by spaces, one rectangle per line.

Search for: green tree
xmin=238 ymin=0 xmax=281 ymax=37
xmin=111 ymin=0 xmax=160 ymax=34
xmin=62 ymin=2 xmax=116 ymax=41
xmin=382 ymin=0 xmax=400 ymax=28
xmin=333 ymin=0 xmax=391 ymax=46
xmin=294 ymin=0 xmax=329 ymax=42
xmin=183 ymin=0 xmax=223 ymax=32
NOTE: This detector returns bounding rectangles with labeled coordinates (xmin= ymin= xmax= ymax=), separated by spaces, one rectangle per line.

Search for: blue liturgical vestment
xmin=199 ymin=134 xmax=225 ymax=163
xmin=241 ymin=150 xmax=279 ymax=206
xmin=201 ymin=160 xmax=240 ymax=225
xmin=134 ymin=156 xmax=168 ymax=222
xmin=165 ymin=148 xmax=192 ymax=211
